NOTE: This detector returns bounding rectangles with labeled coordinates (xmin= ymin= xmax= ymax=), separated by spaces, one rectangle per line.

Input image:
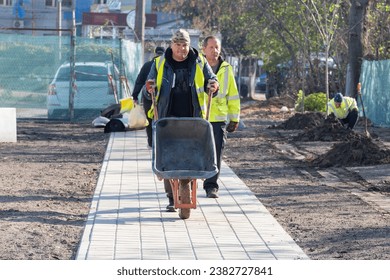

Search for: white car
xmin=47 ymin=61 xmax=119 ymax=119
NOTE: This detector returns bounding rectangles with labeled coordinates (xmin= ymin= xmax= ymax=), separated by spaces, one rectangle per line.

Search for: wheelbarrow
xmin=152 ymin=117 xmax=218 ymax=219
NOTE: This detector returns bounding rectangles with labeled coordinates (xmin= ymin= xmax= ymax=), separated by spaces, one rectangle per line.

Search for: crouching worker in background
xmin=327 ymin=92 xmax=359 ymax=130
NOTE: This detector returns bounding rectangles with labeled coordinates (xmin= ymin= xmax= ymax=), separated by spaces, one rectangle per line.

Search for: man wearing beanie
xmin=143 ymin=29 xmax=219 ymax=212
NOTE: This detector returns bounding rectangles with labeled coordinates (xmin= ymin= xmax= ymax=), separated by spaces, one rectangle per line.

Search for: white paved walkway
xmin=76 ymin=130 xmax=309 ymax=260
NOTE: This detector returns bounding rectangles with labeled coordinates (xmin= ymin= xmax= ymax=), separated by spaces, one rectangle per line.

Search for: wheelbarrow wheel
xmin=178 ymin=179 xmax=191 ymax=219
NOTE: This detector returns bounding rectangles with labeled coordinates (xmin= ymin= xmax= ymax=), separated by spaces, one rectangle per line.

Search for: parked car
xmin=255 ymin=73 xmax=267 ymax=92
xmin=47 ymin=61 xmax=119 ymax=119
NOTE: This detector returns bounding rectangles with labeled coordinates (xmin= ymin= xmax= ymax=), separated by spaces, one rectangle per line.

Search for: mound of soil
xmin=272 ymin=112 xmax=325 ymax=130
xmin=265 ymin=95 xmax=296 ymax=108
xmin=275 ymin=112 xmax=390 ymax=167
xmin=293 ymin=116 xmax=359 ymax=142
xmin=311 ymin=135 xmax=390 ymax=167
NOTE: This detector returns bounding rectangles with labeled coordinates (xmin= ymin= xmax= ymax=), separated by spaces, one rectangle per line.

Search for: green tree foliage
xmin=160 ymin=0 xmax=389 ymax=63
xmin=160 ymin=0 xmax=389 ymax=96
xmin=365 ymin=0 xmax=390 ymax=59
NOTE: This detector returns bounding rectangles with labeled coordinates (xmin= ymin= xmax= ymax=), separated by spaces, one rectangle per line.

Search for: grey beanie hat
xmin=171 ymin=29 xmax=190 ymax=44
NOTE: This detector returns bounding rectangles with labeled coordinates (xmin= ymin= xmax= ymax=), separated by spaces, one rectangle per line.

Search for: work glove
xmin=327 ymin=113 xmax=335 ymax=119
xmin=226 ymin=121 xmax=239 ymax=133
xmin=207 ymin=79 xmax=219 ymax=96
xmin=145 ymin=79 xmax=156 ymax=95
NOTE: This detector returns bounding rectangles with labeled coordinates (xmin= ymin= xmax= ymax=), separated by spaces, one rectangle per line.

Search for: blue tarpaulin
xmin=359 ymin=60 xmax=390 ymax=127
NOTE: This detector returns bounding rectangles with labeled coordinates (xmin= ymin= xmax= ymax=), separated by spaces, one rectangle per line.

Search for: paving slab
xmin=76 ymin=129 xmax=309 ymax=260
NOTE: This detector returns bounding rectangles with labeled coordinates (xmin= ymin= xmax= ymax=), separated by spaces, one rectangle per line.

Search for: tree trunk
xmin=346 ymin=0 xmax=369 ymax=98
xmin=248 ymin=58 xmax=257 ymax=99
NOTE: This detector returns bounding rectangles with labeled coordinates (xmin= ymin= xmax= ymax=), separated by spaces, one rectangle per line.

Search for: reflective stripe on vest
xmin=213 ymin=69 xmax=229 ymax=121
xmin=220 ymin=67 xmax=229 ymax=98
xmin=155 ymin=56 xmax=164 ymax=94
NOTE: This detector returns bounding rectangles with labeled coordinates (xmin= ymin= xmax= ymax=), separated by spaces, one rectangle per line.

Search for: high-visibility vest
xmin=208 ymin=60 xmax=240 ymax=123
xmin=148 ymin=55 xmax=209 ymax=119
xmin=328 ymin=96 xmax=358 ymax=119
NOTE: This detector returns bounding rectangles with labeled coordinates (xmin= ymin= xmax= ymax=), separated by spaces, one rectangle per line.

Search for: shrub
xmin=295 ymin=91 xmax=327 ymax=112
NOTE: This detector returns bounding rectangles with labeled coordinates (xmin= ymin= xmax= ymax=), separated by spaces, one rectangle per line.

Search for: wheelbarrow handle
xmin=205 ymin=89 xmax=213 ymax=121
xmin=151 ymin=91 xmax=158 ymax=122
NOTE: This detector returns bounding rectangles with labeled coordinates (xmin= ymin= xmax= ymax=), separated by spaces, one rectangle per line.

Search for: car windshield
xmin=56 ymin=65 xmax=108 ymax=82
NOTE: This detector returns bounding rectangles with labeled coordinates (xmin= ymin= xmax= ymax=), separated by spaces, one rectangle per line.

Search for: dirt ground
xmin=0 ymin=121 xmax=109 ymax=260
xmin=1 ymin=96 xmax=389 ymax=260
xmin=225 ymin=97 xmax=390 ymax=260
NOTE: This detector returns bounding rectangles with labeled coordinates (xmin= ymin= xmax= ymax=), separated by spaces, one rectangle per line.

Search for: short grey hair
xmin=202 ymin=35 xmax=221 ymax=48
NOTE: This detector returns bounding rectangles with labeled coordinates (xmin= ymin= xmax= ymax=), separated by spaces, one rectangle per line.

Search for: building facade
xmin=0 ymin=0 xmax=151 ymax=36
xmin=0 ymin=1 xmax=200 ymax=63
xmin=0 ymin=0 xmax=76 ymax=35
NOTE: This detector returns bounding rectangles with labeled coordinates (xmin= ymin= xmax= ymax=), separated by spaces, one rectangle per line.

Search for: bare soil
xmin=0 ymin=121 xmax=109 ymax=260
xmin=225 ymin=97 xmax=390 ymax=260
xmin=1 ymin=96 xmax=389 ymax=260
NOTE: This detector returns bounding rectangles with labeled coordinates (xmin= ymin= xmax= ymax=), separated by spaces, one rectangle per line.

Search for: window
xmin=56 ymin=65 xmax=108 ymax=82
xmin=45 ymin=0 xmax=72 ymax=7
xmin=45 ymin=0 xmax=55 ymax=7
xmin=0 ymin=0 xmax=13 ymax=6
xmin=75 ymin=65 xmax=107 ymax=82
xmin=62 ymin=0 xmax=72 ymax=7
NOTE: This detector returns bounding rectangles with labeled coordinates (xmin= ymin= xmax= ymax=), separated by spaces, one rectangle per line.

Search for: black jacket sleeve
xmin=132 ymin=60 xmax=154 ymax=101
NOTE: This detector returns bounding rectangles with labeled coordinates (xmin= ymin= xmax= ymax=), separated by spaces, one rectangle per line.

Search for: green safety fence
xmin=0 ymin=33 xmax=142 ymax=121
xmin=359 ymin=59 xmax=390 ymax=127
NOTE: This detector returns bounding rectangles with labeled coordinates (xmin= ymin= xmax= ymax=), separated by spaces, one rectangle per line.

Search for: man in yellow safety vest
xmin=328 ymin=92 xmax=359 ymax=129
xmin=143 ymin=29 xmax=219 ymax=211
xmin=201 ymin=35 xmax=240 ymax=198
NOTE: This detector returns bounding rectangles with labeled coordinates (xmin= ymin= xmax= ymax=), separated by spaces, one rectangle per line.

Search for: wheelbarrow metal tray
xmin=152 ymin=117 xmax=218 ymax=179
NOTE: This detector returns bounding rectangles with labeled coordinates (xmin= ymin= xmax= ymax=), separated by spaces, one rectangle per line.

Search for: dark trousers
xmin=340 ymin=109 xmax=359 ymax=129
xmin=204 ymin=122 xmax=227 ymax=190
xmin=142 ymin=97 xmax=153 ymax=147
xmin=164 ymin=179 xmax=172 ymax=198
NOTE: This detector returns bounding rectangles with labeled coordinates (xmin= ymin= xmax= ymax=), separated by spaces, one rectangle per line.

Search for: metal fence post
xmin=69 ymin=33 xmax=76 ymax=121
xmin=69 ymin=7 xmax=76 ymax=121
